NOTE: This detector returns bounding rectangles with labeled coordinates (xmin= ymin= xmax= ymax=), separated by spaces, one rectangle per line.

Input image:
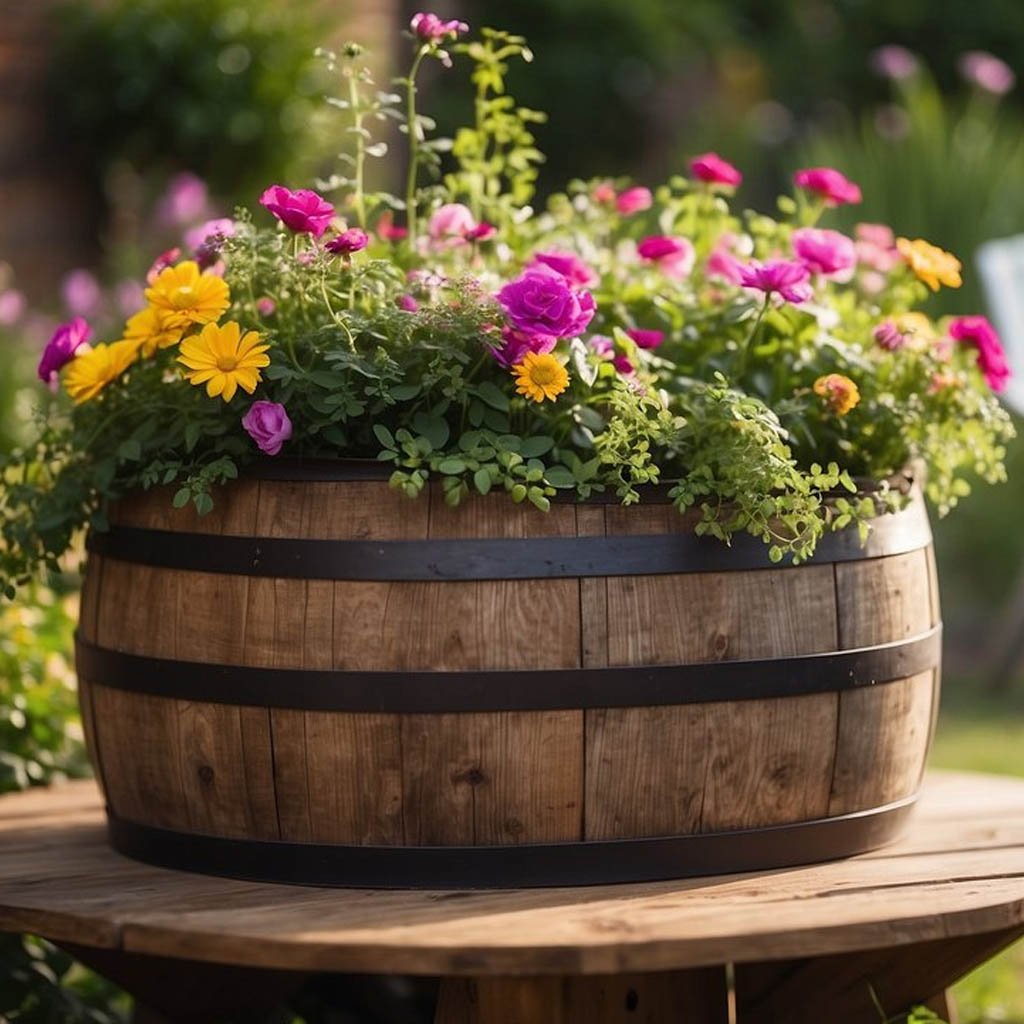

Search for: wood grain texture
xmin=0 ymin=772 xmax=1021 ymax=977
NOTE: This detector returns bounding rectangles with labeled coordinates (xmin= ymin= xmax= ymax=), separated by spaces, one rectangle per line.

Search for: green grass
xmin=930 ymin=687 xmax=1024 ymax=1023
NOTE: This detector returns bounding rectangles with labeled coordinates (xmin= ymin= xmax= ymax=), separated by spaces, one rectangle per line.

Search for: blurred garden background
xmin=2 ymin=0 xmax=1024 ymax=1020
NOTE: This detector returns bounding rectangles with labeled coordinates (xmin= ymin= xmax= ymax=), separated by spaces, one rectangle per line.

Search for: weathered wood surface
xmin=1 ymin=771 xmax=1022 ymax=978
xmin=78 ymin=481 xmax=941 ymax=850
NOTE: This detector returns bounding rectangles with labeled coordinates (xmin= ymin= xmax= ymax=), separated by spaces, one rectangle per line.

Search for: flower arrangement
xmin=0 ymin=18 xmax=1014 ymax=592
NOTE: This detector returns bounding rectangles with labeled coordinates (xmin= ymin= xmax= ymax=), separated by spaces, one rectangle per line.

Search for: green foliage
xmin=47 ymin=0 xmax=326 ymax=198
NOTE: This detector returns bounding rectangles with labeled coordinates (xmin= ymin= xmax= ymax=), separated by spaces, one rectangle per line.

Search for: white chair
xmin=976 ymin=236 xmax=1024 ymax=689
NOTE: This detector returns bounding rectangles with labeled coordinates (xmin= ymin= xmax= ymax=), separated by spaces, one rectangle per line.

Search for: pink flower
xmin=854 ymin=223 xmax=901 ymax=274
xmin=428 ymin=203 xmax=477 ymax=245
xmin=61 ymin=269 xmax=102 ymax=318
xmin=115 ymin=280 xmax=146 ymax=317
xmin=256 ymin=297 xmax=277 ymax=317
xmin=627 ymin=328 xmax=664 ymax=350
xmin=397 ymin=294 xmax=420 ymax=312
xmin=528 ymin=251 xmax=598 ymax=289
xmin=637 ymin=235 xmax=696 ymax=278
xmin=793 ymin=167 xmax=862 ymax=206
xmin=38 ymin=317 xmax=92 ymax=389
xmin=410 ymin=12 xmax=468 ymax=43
xmin=590 ymin=334 xmax=634 ymax=374
xmin=738 ymin=259 xmax=813 ymax=304
xmin=157 ymin=172 xmax=209 ymax=227
xmin=873 ymin=320 xmax=906 ymax=351
xmin=242 ymin=401 xmax=293 ymax=456
xmin=184 ymin=218 xmax=235 ymax=253
xmin=0 ymin=289 xmax=26 ymax=326
xmin=949 ymin=315 xmax=1011 ymax=392
xmin=706 ymin=235 xmax=746 ymax=285
xmin=616 ymin=186 xmax=653 ymax=216
xmin=326 ymin=227 xmax=369 ymax=255
xmin=376 ymin=211 xmax=408 ymax=242
xmin=792 ymin=227 xmax=857 ymax=279
xmin=259 ymin=185 xmax=335 ymax=238
xmin=497 ymin=266 xmax=596 ymax=339
xmin=959 ymin=51 xmax=1015 ymax=95
xmin=871 ymin=46 xmax=919 ymax=81
xmin=147 ymin=248 xmax=181 ymax=285
xmin=491 ymin=325 xmax=557 ymax=367
xmin=592 ymin=181 xmax=616 ymax=204
xmin=690 ymin=153 xmax=743 ymax=186
xmin=466 ymin=222 xmax=496 ymax=241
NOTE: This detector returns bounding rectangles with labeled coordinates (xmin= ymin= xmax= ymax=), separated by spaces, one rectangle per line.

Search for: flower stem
xmin=404 ymin=47 xmax=427 ymax=244
xmin=738 ymin=294 xmax=772 ymax=378
xmin=347 ymin=70 xmax=367 ymax=227
xmin=320 ymin=272 xmax=356 ymax=351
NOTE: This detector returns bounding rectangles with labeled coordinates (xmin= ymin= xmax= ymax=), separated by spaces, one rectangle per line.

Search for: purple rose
xmin=497 ymin=267 xmax=596 ymax=340
xmin=242 ymin=401 xmax=293 ymax=456
xmin=326 ymin=228 xmax=369 ymax=255
xmin=259 ymin=185 xmax=335 ymax=238
xmin=38 ymin=317 xmax=92 ymax=389
xmin=528 ymin=251 xmax=598 ymax=289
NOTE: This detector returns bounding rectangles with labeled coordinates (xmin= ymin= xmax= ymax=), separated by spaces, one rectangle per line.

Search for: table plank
xmin=1 ymin=771 xmax=1022 ymax=975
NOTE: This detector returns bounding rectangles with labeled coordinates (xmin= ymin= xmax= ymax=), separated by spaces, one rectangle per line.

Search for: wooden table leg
xmin=435 ymin=966 xmax=729 ymax=1023
xmin=59 ymin=942 xmax=308 ymax=1023
xmin=734 ymin=925 xmax=1024 ymax=1023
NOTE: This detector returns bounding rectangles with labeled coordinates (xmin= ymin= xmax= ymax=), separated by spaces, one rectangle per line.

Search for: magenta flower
xmin=242 ymin=401 xmax=293 ymax=456
xmin=528 ymin=251 xmax=598 ymax=289
xmin=873 ymin=321 xmax=906 ymax=352
xmin=690 ymin=153 xmax=743 ymax=187
xmin=637 ymin=235 xmax=696 ymax=279
xmin=949 ymin=315 xmax=1011 ymax=392
xmin=38 ymin=317 xmax=92 ymax=389
xmin=792 ymin=227 xmax=857 ymax=278
xmin=738 ymin=259 xmax=813 ymax=304
xmin=706 ymin=235 xmax=746 ymax=285
xmin=871 ymin=45 xmax=919 ymax=81
xmin=491 ymin=325 xmax=557 ymax=367
xmin=497 ymin=267 xmax=596 ymax=340
xmin=410 ymin=12 xmax=468 ymax=43
xmin=627 ymin=328 xmax=664 ymax=350
xmin=61 ymin=269 xmax=102 ymax=318
xmin=397 ymin=294 xmax=420 ymax=312
xmin=793 ymin=167 xmax=862 ymax=207
xmin=259 ymin=185 xmax=336 ymax=238
xmin=590 ymin=334 xmax=634 ymax=374
xmin=959 ymin=51 xmax=1015 ymax=95
xmin=146 ymin=248 xmax=181 ymax=285
xmin=157 ymin=172 xmax=210 ymax=227
xmin=256 ymin=297 xmax=277 ymax=317
xmin=616 ymin=186 xmax=653 ymax=216
xmin=326 ymin=227 xmax=369 ymax=255
xmin=466 ymin=222 xmax=496 ymax=241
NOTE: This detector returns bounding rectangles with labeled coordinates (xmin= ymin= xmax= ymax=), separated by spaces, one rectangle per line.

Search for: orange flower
xmin=813 ymin=374 xmax=861 ymax=416
xmin=896 ymin=237 xmax=962 ymax=292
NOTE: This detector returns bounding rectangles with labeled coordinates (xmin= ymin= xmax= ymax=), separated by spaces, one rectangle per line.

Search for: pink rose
xmin=410 ymin=12 xmax=468 ymax=43
xmin=528 ymin=251 xmax=598 ymax=289
xmin=690 ymin=153 xmax=743 ymax=187
xmin=793 ymin=167 xmax=862 ymax=206
xmin=792 ymin=227 xmax=857 ymax=279
xmin=259 ymin=185 xmax=335 ymax=238
xmin=38 ymin=317 xmax=92 ymax=389
xmin=949 ymin=315 xmax=1011 ymax=392
xmin=491 ymin=325 xmax=557 ymax=367
xmin=242 ymin=401 xmax=293 ymax=456
xmin=627 ymin=328 xmax=664 ymax=350
xmin=326 ymin=228 xmax=369 ymax=255
xmin=616 ymin=186 xmax=653 ymax=216
xmin=637 ymin=235 xmax=696 ymax=278
xmin=738 ymin=259 xmax=813 ymax=304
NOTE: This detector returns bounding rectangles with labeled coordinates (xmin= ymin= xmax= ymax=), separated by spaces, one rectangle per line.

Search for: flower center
xmin=216 ymin=355 xmax=238 ymax=372
xmin=530 ymin=362 xmax=559 ymax=385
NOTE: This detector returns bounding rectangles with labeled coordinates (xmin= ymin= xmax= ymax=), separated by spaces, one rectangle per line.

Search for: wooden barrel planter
xmin=75 ymin=461 xmax=941 ymax=888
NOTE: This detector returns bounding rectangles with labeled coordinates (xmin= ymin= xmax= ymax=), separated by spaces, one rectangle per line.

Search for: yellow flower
xmin=121 ymin=305 xmax=184 ymax=357
xmin=64 ymin=340 xmax=138 ymax=404
xmin=177 ymin=321 xmax=270 ymax=402
xmin=896 ymin=237 xmax=962 ymax=292
xmin=813 ymin=373 xmax=861 ymax=416
xmin=144 ymin=260 xmax=230 ymax=328
xmin=512 ymin=352 xmax=570 ymax=403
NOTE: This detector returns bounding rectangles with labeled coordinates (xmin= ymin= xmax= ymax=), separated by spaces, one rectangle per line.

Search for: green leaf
xmin=184 ymin=422 xmax=202 ymax=453
xmin=544 ymin=465 xmax=576 ymax=488
xmin=194 ymin=492 xmax=214 ymax=516
xmin=373 ymin=424 xmax=396 ymax=449
xmin=391 ymin=383 xmax=421 ymax=401
xmin=117 ymin=439 xmax=141 ymax=461
xmin=476 ymin=380 xmax=510 ymax=412
xmin=519 ymin=436 xmax=554 ymax=458
xmin=528 ymin=488 xmax=551 ymax=512
xmin=474 ymin=468 xmax=492 ymax=495
xmin=438 ymin=458 xmax=467 ymax=474
xmin=569 ymin=337 xmax=598 ymax=387
xmin=172 ymin=488 xmax=191 ymax=509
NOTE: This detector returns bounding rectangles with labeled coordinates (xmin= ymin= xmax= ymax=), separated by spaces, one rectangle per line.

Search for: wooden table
xmin=2 ymin=770 xmax=1023 ymax=1024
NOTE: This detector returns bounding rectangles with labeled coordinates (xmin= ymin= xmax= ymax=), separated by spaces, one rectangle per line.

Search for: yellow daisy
xmin=813 ymin=373 xmax=860 ymax=416
xmin=64 ymin=340 xmax=138 ymax=404
xmin=512 ymin=352 xmax=570 ymax=403
xmin=896 ymin=237 xmax=962 ymax=292
xmin=144 ymin=260 xmax=230 ymax=328
xmin=178 ymin=321 xmax=270 ymax=402
xmin=121 ymin=305 xmax=184 ymax=357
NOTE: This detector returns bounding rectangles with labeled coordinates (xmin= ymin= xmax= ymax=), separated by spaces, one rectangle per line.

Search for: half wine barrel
xmin=76 ymin=461 xmax=941 ymax=887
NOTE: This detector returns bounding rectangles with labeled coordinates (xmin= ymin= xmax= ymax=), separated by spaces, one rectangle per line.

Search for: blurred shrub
xmin=47 ymin=0 xmax=327 ymax=203
xmin=799 ymin=65 xmax=1024 ymax=315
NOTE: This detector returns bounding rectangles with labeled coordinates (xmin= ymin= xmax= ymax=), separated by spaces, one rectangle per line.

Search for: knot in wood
xmin=197 ymin=765 xmax=215 ymax=786
xmin=453 ymin=765 xmax=486 ymax=787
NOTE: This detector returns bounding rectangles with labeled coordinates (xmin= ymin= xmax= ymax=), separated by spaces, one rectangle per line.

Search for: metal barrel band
xmin=105 ymin=795 xmax=917 ymax=889
xmin=85 ymin=504 xmax=931 ymax=581
xmin=75 ymin=625 xmax=940 ymax=713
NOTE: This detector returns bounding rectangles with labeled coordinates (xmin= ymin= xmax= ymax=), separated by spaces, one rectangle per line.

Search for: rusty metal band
xmin=105 ymin=795 xmax=916 ymax=889
xmin=75 ymin=625 xmax=940 ymax=713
